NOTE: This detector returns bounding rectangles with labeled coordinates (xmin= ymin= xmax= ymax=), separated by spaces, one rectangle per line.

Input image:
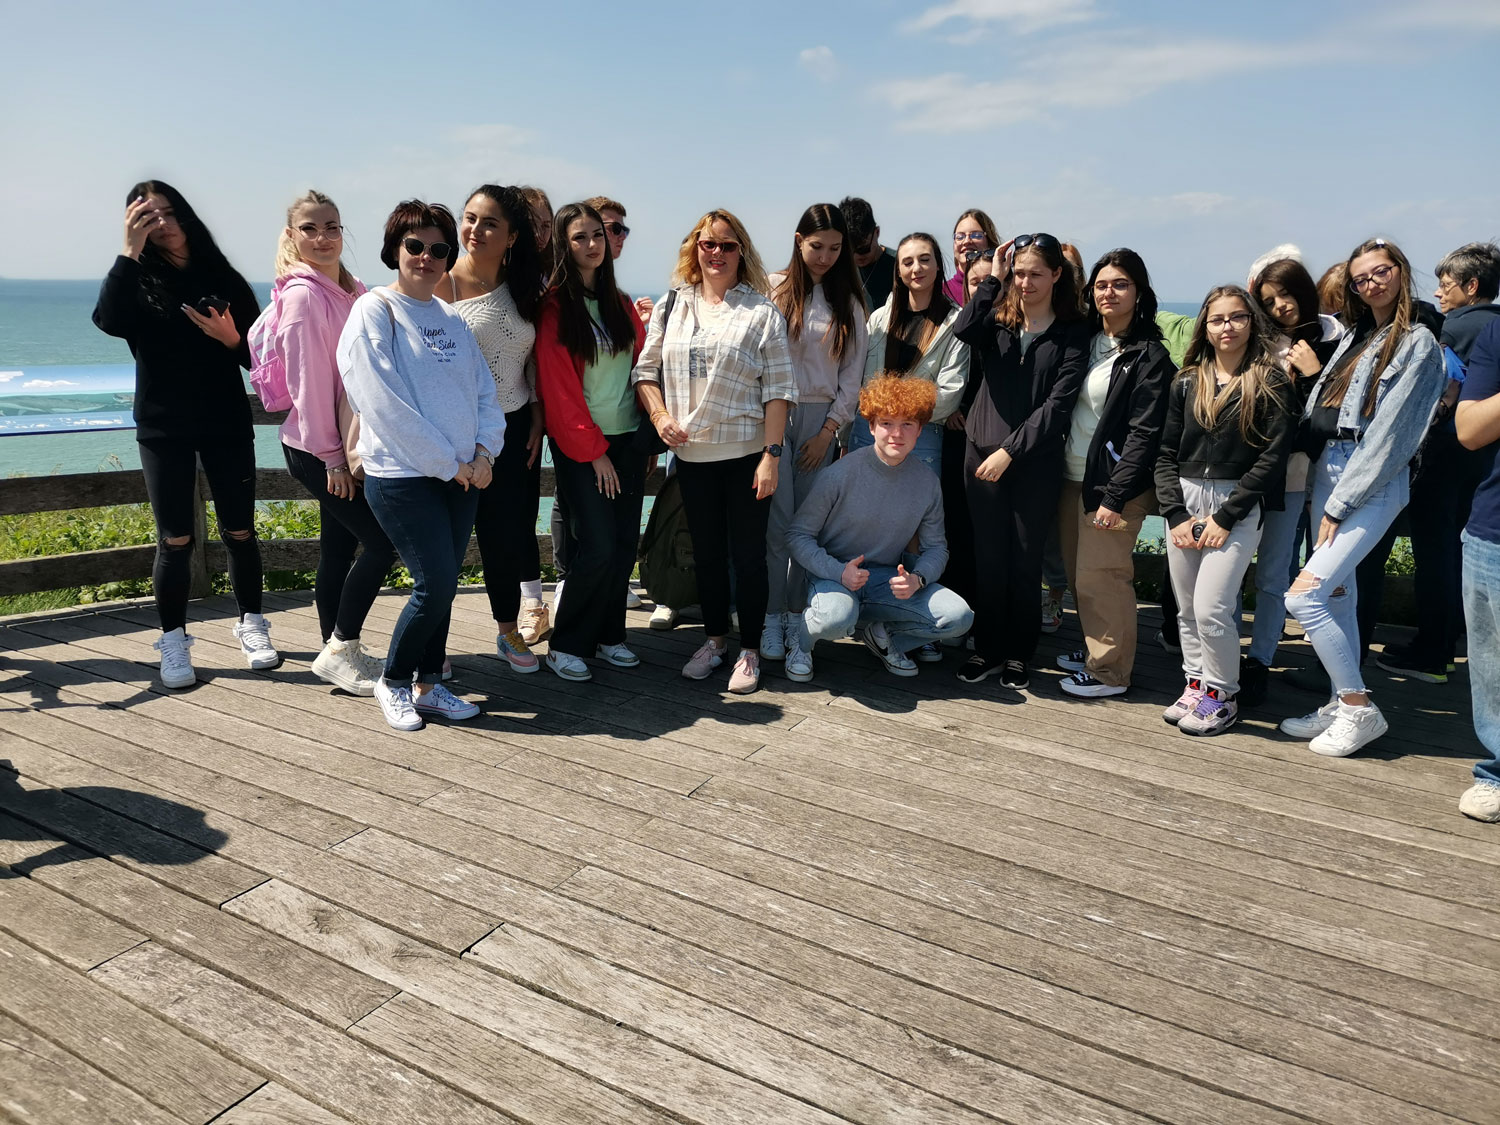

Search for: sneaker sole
xmin=503 ymin=658 xmax=541 ymax=674
xmin=243 ymin=653 xmax=282 ymax=670
xmin=1310 ymin=716 xmax=1389 ymax=757
xmin=784 ymin=666 xmax=814 ymax=683
xmin=1180 ymin=714 xmax=1238 ymax=737
xmin=159 ymin=671 xmax=196 ymax=690
xmin=649 ymin=616 xmax=678 ymax=631
xmin=1374 ymin=657 xmax=1447 ymax=684
xmin=957 ymin=666 xmax=1005 ymax=684
xmin=1061 ymin=683 xmax=1127 ymax=699
xmin=759 ymin=648 xmax=786 ymax=662
xmin=915 ymin=650 xmax=944 ymax=664
xmin=859 ymin=633 xmax=917 ymax=677
xmin=414 ymin=705 xmax=480 ymax=720
xmin=1280 ymin=719 xmax=1337 ymax=739
xmin=547 ymin=659 xmax=592 ymax=682
xmin=595 ymin=651 xmax=641 ymax=669
xmin=728 ymin=678 xmax=761 ymax=694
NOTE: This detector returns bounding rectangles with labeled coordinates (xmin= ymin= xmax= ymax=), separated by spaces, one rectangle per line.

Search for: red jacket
xmin=535 ymin=290 xmax=645 ymax=463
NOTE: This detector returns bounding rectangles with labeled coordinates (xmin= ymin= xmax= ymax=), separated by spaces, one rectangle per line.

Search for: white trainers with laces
xmin=784 ymin=635 xmax=814 ymax=682
xmin=860 ymin=623 xmax=918 ymax=677
xmin=154 ymin=628 xmax=196 ymax=689
xmin=1309 ymin=700 xmax=1389 ymax=757
xmin=759 ymin=613 xmax=787 ymax=661
xmin=1279 ymin=697 xmax=1341 ymax=739
xmin=547 ymin=650 xmax=592 ymax=682
xmin=412 ymin=682 xmax=480 ymax=721
xmin=374 ymin=680 xmax=424 ymax=731
xmin=595 ymin=642 xmax=641 ymax=668
xmin=233 ymin=613 xmax=280 ymax=670
xmin=649 ymin=605 xmax=679 ymax=630
xmin=312 ymin=636 xmax=379 ymax=696
xmin=1459 ymin=780 xmax=1500 ymax=823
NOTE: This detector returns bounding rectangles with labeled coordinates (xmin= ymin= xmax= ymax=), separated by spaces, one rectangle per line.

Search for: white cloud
xmin=905 ymin=0 xmax=1096 ymax=35
xmin=20 ymin=379 xmax=79 ymax=389
xmin=798 ymin=46 xmax=838 ymax=82
xmin=1377 ymin=0 xmax=1500 ymax=28
xmin=0 ymin=371 xmax=22 ymax=382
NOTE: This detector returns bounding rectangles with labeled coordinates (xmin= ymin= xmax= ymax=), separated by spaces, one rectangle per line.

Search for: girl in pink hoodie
xmin=275 ymin=190 xmax=396 ymax=695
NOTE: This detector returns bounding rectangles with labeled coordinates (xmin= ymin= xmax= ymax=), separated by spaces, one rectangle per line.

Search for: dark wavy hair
xmin=380 ymin=200 xmax=458 ymax=274
xmin=126 ymin=180 xmax=238 ymax=279
xmin=995 ymin=235 xmax=1082 ymax=331
xmin=1084 ymin=248 xmax=1162 ymax=343
xmin=462 ymin=184 xmax=543 ymax=321
xmin=1254 ymin=258 xmax=1322 ymax=345
xmin=550 ymin=202 xmax=636 ymax=367
xmin=884 ymin=233 xmax=953 ymax=372
xmin=772 ymin=203 xmax=866 ymax=361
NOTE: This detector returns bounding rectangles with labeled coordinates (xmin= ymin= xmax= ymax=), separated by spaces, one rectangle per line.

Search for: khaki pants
xmin=1058 ymin=482 xmax=1154 ymax=686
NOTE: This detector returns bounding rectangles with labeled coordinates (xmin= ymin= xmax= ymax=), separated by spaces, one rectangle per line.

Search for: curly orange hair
xmin=859 ymin=374 xmax=936 ymax=425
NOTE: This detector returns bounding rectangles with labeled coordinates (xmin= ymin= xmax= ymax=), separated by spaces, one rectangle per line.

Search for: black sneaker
xmin=1000 ymin=660 xmax=1030 ymax=689
xmin=1238 ymin=657 xmax=1269 ymax=707
xmin=957 ymin=655 xmax=1005 ymax=684
xmin=1375 ymin=646 xmax=1448 ymax=684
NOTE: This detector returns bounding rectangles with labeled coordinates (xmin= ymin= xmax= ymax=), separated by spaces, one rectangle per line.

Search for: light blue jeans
xmin=1462 ymin=531 xmax=1500 ymax=785
xmin=849 ymin=415 xmax=944 ymax=474
xmin=1286 ymin=440 xmax=1409 ymax=697
xmin=1247 ymin=491 xmax=1307 ymax=665
xmin=800 ymin=565 xmax=973 ymax=656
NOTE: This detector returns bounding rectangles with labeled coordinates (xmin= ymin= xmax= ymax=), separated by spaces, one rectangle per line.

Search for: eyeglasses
xmin=403 ymin=237 xmax=452 ymax=260
xmin=1013 ymin=233 xmax=1061 ymax=253
xmin=604 ymin=222 xmax=630 ymax=238
xmin=1349 ymin=263 xmax=1399 ymax=293
xmin=1093 ymin=279 xmax=1134 ymax=294
xmin=955 ymin=231 xmax=988 ymax=242
xmin=853 ymin=240 xmax=875 ymax=256
xmin=698 ymin=239 xmax=740 ymax=255
xmin=296 ymin=223 xmax=343 ymax=240
xmin=1205 ymin=312 xmax=1252 ymax=330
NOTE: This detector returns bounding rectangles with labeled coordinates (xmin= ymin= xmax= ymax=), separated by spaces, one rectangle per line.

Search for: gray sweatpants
xmin=1165 ymin=477 xmax=1263 ymax=695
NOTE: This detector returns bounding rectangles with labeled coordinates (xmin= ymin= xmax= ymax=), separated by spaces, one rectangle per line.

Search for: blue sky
xmin=4 ymin=0 xmax=1498 ymax=302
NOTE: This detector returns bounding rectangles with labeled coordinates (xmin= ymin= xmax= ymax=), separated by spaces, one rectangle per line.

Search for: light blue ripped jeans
xmin=1285 ymin=440 xmax=1409 ymax=697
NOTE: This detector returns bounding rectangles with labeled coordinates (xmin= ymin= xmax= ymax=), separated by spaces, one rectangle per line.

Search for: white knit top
xmin=452 ymin=283 xmax=537 ymax=412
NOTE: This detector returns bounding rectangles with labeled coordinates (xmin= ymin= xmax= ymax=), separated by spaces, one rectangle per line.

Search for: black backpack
xmin=637 ymin=470 xmax=697 ymax=610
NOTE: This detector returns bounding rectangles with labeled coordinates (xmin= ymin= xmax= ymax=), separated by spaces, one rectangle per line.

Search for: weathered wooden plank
xmin=213 ymin=1084 xmax=350 ymax=1125
xmin=0 ymin=544 xmax=156 ymax=596
xmin=223 ymin=880 xmax=848 ymax=1125
xmin=0 ymin=469 xmax=152 ymax=515
xmin=0 ymin=862 xmax=144 ymax=972
xmin=90 ymin=943 xmax=512 ymax=1125
xmin=0 ymin=1012 xmax=186 ymax=1125
xmin=0 ymin=931 xmax=262 ymax=1123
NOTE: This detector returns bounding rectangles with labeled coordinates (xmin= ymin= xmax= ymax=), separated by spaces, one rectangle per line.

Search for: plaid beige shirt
xmin=631 ymin=283 xmax=797 ymax=451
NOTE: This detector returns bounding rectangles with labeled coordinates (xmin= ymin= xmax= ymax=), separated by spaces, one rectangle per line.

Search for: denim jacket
xmin=1304 ymin=322 xmax=1446 ymax=521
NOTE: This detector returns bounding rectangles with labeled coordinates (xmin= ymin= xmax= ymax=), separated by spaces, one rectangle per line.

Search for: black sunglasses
xmin=1012 ymin=233 xmax=1061 ymax=253
xmin=403 ymin=236 xmax=452 ymax=260
xmin=604 ymin=221 xmax=630 ymax=238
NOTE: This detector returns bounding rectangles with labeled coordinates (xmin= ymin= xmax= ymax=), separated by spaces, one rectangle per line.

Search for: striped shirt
xmin=632 ymin=283 xmax=797 ymax=462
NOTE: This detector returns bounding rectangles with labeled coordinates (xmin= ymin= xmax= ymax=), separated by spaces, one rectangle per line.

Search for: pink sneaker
xmin=728 ymin=650 xmax=761 ymax=694
xmin=1163 ymin=679 xmax=1205 ymax=726
xmin=682 ymin=640 xmax=727 ymax=680
xmin=496 ymin=630 xmax=539 ymax=673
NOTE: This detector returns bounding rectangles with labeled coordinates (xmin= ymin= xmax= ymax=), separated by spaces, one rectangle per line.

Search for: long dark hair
xmin=1084 ymin=248 xmax=1162 ymax=343
xmin=772 ymin=203 xmax=866 ymax=361
xmin=995 ymin=236 xmax=1082 ymax=331
xmin=126 ymin=180 xmax=245 ymax=317
xmin=884 ymin=233 xmax=953 ymax=372
xmin=463 ymin=184 xmax=543 ymax=322
xmin=1255 ymin=258 xmax=1321 ymax=345
xmin=550 ymin=202 xmax=636 ymax=366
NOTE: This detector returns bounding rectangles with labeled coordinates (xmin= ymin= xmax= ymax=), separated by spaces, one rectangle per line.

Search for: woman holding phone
xmin=93 ymin=180 xmax=274 ymax=690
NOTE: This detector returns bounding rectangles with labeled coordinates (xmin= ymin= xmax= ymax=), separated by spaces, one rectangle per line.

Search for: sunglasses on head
xmin=604 ymin=221 xmax=630 ymax=238
xmin=403 ymin=237 xmax=451 ymax=260
xmin=698 ymin=239 xmax=740 ymax=255
xmin=1012 ymin=233 xmax=1061 ymax=253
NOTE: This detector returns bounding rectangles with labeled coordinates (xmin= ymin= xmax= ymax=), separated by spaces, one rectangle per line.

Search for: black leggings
xmin=473 ymin=405 xmax=542 ymax=624
xmin=138 ymin=434 xmax=262 ymax=633
xmin=282 ymin=443 xmax=396 ymax=643
xmin=675 ymin=452 xmax=770 ymax=649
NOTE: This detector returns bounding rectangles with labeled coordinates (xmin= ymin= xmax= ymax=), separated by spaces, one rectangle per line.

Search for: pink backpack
xmin=247 ymin=279 xmax=292 ymax=411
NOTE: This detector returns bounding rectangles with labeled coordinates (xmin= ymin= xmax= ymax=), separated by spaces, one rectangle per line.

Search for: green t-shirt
xmin=583 ymin=298 xmax=640 ymax=436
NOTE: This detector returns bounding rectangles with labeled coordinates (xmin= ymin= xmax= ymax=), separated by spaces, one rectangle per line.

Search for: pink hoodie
xmin=276 ymin=266 xmax=366 ymax=467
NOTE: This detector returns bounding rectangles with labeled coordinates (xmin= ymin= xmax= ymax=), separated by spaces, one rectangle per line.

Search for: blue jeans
xmin=1247 ymin=491 xmax=1306 ymax=665
xmin=364 ymin=475 xmax=481 ymax=686
xmin=1463 ymin=531 xmax=1500 ymax=785
xmin=849 ymin=415 xmax=943 ymax=474
xmin=800 ymin=565 xmax=973 ymax=655
xmin=1286 ymin=441 xmax=1408 ymax=697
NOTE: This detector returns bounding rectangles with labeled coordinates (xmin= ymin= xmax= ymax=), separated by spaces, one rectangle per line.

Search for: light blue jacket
xmin=1304 ymin=322 xmax=1446 ymax=521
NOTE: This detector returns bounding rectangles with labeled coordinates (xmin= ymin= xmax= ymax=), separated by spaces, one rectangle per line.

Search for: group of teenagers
xmin=94 ymin=182 xmax=1500 ymax=824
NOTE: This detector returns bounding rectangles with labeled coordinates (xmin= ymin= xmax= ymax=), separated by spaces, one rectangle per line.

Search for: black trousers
xmin=964 ymin=442 xmax=1061 ymax=664
xmin=1408 ymin=431 xmax=1488 ymax=662
xmin=138 ymin=433 xmax=261 ymax=633
xmin=939 ymin=425 xmax=976 ymax=604
xmin=283 ymin=443 xmax=396 ymax=643
xmin=548 ymin=433 xmax=645 ymax=657
xmin=473 ymin=405 xmax=542 ymax=624
xmin=675 ymin=452 xmax=771 ymax=649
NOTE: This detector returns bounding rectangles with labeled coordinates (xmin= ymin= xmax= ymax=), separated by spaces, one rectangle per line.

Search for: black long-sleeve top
xmin=1154 ymin=370 xmax=1297 ymax=530
xmin=92 ymin=254 xmax=259 ymax=441
xmin=1075 ymin=336 xmax=1176 ymax=513
xmin=953 ymin=274 xmax=1090 ymax=462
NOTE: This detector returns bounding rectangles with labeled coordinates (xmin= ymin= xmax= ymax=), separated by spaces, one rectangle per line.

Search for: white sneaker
xmin=1279 ymin=697 xmax=1341 ymax=739
xmin=233 ymin=613 xmax=280 ymax=670
xmin=1310 ymin=701 xmax=1389 ymax=757
xmin=350 ymin=643 xmax=386 ymax=684
xmin=311 ymin=637 xmax=379 ymax=696
xmin=760 ymin=612 xmax=786 ymax=660
xmin=649 ymin=605 xmax=679 ymax=630
xmin=547 ymin=650 xmax=592 ymax=682
xmin=1458 ymin=781 xmax=1500 ymax=822
xmin=595 ymin=642 xmax=640 ymax=668
xmin=412 ymin=682 xmax=480 ymax=721
xmin=784 ymin=637 xmax=814 ymax=683
xmin=859 ymin=623 xmax=918 ymax=677
xmin=154 ymin=628 xmax=196 ymax=689
xmin=374 ymin=680 xmax=424 ymax=731
xmin=625 ymin=587 xmax=643 ymax=609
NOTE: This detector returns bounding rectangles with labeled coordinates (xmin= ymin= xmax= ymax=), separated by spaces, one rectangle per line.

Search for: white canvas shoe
xmin=154 ymin=628 xmax=196 ymax=689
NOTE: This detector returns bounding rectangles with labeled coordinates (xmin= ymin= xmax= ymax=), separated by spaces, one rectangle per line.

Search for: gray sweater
xmin=787 ymin=446 xmax=948 ymax=584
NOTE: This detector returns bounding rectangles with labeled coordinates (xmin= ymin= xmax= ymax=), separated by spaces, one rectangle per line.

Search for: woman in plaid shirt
xmin=632 ymin=209 xmax=797 ymax=694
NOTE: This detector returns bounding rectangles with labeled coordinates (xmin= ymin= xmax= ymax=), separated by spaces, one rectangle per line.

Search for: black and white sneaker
xmin=957 ymin=655 xmax=1005 ymax=684
xmin=999 ymin=660 xmax=1030 ymax=690
xmin=1059 ymin=670 xmax=1127 ymax=698
xmin=1055 ymin=649 xmax=1087 ymax=673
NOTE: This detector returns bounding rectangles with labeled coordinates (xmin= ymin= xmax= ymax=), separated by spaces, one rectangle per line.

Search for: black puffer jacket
xmin=1073 ymin=335 xmax=1175 ymax=513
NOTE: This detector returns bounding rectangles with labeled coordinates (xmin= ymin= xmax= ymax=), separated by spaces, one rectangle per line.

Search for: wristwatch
xmin=762 ymin=444 xmax=783 ymax=458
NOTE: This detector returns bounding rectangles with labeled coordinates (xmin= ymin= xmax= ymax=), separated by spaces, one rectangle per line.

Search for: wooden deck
xmin=0 ymin=586 xmax=1496 ymax=1125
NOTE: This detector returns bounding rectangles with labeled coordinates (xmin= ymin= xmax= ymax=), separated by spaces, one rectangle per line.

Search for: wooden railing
xmin=0 ymin=394 xmax=658 ymax=599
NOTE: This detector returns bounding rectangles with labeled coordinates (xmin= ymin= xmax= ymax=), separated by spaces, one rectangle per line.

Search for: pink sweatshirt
xmin=276 ymin=267 xmax=366 ymax=467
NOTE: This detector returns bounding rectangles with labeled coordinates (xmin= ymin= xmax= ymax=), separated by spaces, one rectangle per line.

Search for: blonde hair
xmin=669 ymin=209 xmax=769 ymax=294
xmin=1180 ymin=285 xmax=1285 ymax=444
xmin=276 ymin=190 xmax=356 ymax=293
